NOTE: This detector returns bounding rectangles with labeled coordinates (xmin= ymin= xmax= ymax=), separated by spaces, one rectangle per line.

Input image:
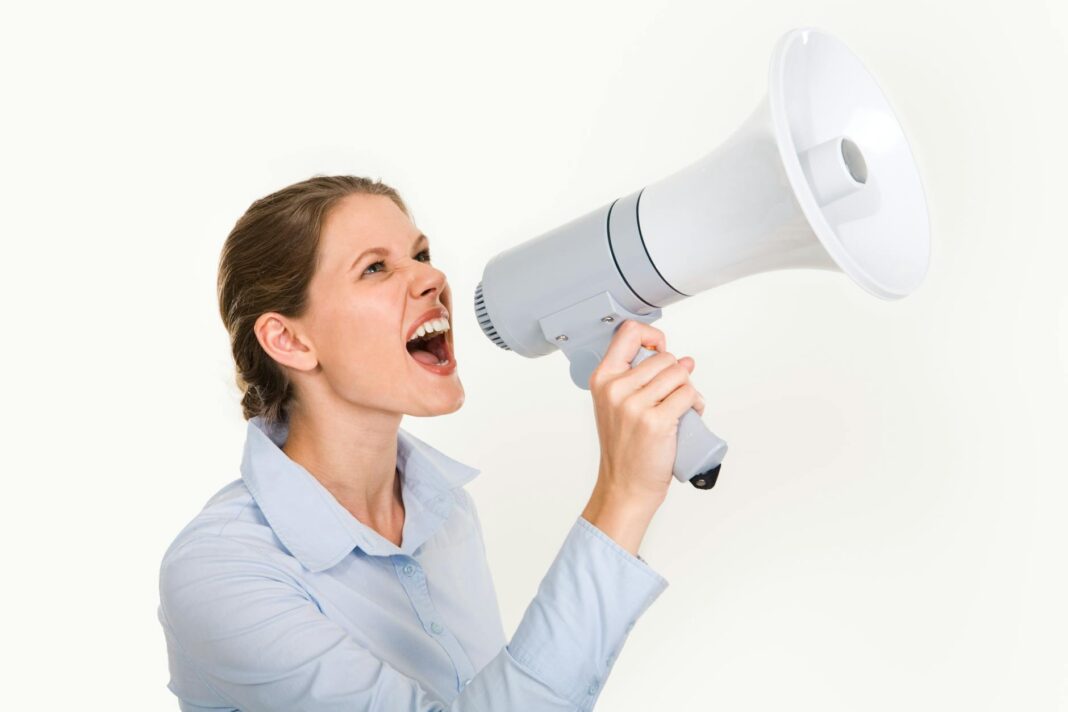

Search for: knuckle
xmin=638 ymin=407 xmax=660 ymax=428
xmin=657 ymin=354 xmax=679 ymax=373
xmin=624 ymin=319 xmax=663 ymax=341
xmin=588 ymin=368 xmax=604 ymax=390
xmin=622 ymin=396 xmax=644 ymax=420
xmin=604 ymin=378 xmax=627 ymax=404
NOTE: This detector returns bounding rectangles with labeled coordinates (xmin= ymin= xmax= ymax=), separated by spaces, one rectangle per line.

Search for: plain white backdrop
xmin=2 ymin=1 xmax=1066 ymax=709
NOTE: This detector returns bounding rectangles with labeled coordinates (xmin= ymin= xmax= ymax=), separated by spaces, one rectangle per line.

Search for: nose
xmin=411 ymin=260 xmax=447 ymax=300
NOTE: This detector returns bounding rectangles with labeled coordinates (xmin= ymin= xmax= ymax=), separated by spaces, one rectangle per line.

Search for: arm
xmin=159 ymin=510 xmax=668 ymax=711
xmin=580 ymin=480 xmax=660 ymax=558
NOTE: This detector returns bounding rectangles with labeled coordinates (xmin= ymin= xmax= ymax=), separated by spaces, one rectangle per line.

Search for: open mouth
xmin=405 ymin=330 xmax=451 ymax=366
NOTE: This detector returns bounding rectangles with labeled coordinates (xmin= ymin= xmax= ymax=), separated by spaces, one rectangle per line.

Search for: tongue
xmin=410 ymin=349 xmax=440 ymax=365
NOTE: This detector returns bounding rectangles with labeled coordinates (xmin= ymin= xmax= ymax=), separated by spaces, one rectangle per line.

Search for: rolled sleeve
xmin=507 ymin=515 xmax=670 ymax=710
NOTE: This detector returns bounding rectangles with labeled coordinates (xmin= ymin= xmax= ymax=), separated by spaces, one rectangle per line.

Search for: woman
xmin=158 ymin=175 xmax=705 ymax=711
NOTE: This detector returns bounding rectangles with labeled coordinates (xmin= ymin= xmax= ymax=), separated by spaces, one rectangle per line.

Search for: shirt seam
xmin=161 ymin=531 xmax=313 ymax=599
xmin=215 ymin=497 xmax=254 ymax=538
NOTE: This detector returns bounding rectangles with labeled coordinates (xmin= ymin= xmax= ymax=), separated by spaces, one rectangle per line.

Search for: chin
xmin=413 ymin=384 xmax=465 ymax=417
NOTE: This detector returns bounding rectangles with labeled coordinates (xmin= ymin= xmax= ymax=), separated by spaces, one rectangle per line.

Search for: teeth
xmin=409 ymin=318 xmax=450 ymax=342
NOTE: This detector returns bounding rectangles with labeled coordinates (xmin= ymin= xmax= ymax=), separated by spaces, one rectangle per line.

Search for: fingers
xmin=656 ymin=378 xmax=703 ymax=422
xmin=600 ymin=351 xmax=686 ymax=410
xmin=631 ymin=353 xmax=704 ymax=420
xmin=680 ymin=358 xmax=705 ymax=414
xmin=622 ymin=351 xmax=680 ymax=389
xmin=589 ymin=320 xmax=705 ymax=419
xmin=633 ymin=357 xmax=695 ymax=410
xmin=595 ymin=320 xmax=666 ymax=381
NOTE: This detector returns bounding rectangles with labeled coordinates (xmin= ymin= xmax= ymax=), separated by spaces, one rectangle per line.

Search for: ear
xmin=253 ymin=312 xmax=318 ymax=373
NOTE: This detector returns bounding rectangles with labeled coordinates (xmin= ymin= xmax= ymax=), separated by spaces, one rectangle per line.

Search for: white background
xmin=3 ymin=1 xmax=1066 ymax=709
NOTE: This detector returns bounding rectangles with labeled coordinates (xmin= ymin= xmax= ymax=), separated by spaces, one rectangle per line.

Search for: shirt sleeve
xmin=159 ymin=516 xmax=668 ymax=711
xmin=506 ymin=515 xmax=670 ymax=709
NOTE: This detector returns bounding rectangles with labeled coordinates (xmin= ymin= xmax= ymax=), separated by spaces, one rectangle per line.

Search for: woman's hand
xmin=587 ymin=319 xmax=705 ymax=514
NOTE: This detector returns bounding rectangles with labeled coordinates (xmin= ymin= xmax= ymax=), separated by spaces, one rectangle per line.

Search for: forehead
xmin=318 ymin=193 xmax=414 ymax=266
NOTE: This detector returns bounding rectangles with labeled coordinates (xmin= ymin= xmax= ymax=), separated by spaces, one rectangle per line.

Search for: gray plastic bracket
xmin=537 ymin=291 xmax=662 ymax=390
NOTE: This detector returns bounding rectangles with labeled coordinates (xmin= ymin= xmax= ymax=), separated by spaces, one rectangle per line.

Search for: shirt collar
xmin=240 ymin=415 xmax=481 ymax=572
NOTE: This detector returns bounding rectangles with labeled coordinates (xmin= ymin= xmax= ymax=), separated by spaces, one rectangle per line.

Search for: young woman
xmin=158 ymin=175 xmax=705 ymax=711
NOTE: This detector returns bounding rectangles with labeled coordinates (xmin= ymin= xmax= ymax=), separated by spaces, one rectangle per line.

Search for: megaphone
xmin=473 ymin=27 xmax=930 ymax=490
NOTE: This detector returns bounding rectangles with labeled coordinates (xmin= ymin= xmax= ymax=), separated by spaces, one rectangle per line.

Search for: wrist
xmin=581 ymin=483 xmax=660 ymax=557
xmin=589 ymin=469 xmax=666 ymax=517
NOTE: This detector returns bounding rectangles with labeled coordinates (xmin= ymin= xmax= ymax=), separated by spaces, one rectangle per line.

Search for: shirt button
xmin=430 ymin=621 xmax=444 ymax=634
xmin=403 ymin=563 xmax=415 ymax=576
xmin=462 ymin=678 xmax=471 ymax=687
xmin=588 ymin=682 xmax=598 ymax=695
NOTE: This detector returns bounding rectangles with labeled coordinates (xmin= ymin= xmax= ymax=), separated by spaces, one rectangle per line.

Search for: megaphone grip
xmin=629 ymin=346 xmax=728 ymax=490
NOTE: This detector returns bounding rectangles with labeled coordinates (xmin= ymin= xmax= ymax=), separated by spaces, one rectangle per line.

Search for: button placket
xmin=393 ymin=555 xmax=476 ymax=688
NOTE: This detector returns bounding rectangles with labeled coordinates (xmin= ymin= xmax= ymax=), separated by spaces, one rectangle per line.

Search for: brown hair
xmin=217 ymin=175 xmax=410 ymax=426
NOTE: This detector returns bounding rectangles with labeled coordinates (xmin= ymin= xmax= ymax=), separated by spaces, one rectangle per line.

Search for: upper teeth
xmin=409 ymin=318 xmax=450 ymax=342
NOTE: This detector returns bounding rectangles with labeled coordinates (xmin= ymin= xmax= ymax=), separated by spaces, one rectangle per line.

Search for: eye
xmin=363 ymin=250 xmax=432 ymax=276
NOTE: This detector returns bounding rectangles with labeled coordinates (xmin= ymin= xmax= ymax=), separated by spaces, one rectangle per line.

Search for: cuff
xmin=507 ymin=515 xmax=669 ymax=710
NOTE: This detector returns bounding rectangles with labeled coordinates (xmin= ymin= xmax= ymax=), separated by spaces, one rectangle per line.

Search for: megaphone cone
xmin=639 ymin=27 xmax=930 ymax=303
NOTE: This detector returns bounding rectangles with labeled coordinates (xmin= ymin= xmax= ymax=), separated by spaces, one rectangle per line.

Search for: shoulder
xmin=158 ymin=480 xmax=312 ymax=650
xmin=159 ymin=479 xmax=301 ymax=599
xmin=162 ymin=479 xmax=263 ymax=558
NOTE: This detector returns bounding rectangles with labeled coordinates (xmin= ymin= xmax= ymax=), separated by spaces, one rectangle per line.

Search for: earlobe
xmin=254 ymin=313 xmax=317 ymax=372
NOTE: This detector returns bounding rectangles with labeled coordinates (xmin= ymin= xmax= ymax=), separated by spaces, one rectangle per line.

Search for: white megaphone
xmin=473 ymin=27 xmax=931 ymax=490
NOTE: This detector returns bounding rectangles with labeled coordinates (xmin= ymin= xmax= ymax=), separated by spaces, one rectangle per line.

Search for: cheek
xmin=307 ymin=283 xmax=410 ymax=373
xmin=316 ymin=307 xmax=403 ymax=368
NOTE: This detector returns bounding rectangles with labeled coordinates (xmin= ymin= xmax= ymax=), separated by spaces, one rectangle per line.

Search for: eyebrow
xmin=349 ymin=233 xmax=429 ymax=273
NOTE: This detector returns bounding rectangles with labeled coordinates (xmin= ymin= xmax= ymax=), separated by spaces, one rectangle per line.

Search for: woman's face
xmin=294 ymin=192 xmax=464 ymax=418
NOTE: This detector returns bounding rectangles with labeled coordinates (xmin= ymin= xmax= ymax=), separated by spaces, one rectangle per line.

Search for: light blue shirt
xmin=158 ymin=416 xmax=669 ymax=711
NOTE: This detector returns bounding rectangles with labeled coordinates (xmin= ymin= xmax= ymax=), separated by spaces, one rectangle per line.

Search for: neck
xmin=281 ymin=402 xmax=406 ymax=546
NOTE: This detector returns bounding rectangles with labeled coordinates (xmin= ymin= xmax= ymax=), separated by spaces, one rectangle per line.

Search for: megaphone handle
xmin=630 ymin=346 xmax=728 ymax=490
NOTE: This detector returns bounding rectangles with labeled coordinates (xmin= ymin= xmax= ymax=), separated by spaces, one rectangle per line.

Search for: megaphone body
xmin=474 ymin=28 xmax=931 ymax=490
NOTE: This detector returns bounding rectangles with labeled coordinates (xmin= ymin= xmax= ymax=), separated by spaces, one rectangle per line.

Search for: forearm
xmin=580 ymin=482 xmax=660 ymax=558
